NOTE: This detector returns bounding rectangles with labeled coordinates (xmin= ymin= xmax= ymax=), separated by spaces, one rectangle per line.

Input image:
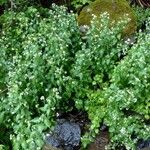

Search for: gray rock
xmin=137 ymin=139 xmax=150 ymax=150
xmin=45 ymin=134 xmax=61 ymax=148
xmin=44 ymin=119 xmax=81 ymax=150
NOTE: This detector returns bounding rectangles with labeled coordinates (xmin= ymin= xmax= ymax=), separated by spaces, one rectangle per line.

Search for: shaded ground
xmin=88 ymin=131 xmax=109 ymax=150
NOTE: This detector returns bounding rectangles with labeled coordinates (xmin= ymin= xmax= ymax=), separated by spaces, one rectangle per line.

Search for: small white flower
xmin=120 ymin=127 xmax=126 ymax=134
xmin=40 ymin=96 xmax=45 ymax=100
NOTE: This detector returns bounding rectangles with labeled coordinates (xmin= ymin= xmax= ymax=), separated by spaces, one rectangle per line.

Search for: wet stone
xmin=44 ymin=119 xmax=81 ymax=150
xmin=137 ymin=139 xmax=150 ymax=150
xmin=100 ymin=124 xmax=108 ymax=131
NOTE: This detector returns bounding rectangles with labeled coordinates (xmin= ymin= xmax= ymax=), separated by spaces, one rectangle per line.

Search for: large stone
xmin=77 ymin=0 xmax=137 ymax=36
xmin=43 ymin=119 xmax=81 ymax=150
xmin=137 ymin=139 xmax=150 ymax=150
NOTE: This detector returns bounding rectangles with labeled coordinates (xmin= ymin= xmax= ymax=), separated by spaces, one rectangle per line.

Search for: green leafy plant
xmin=133 ymin=5 xmax=150 ymax=29
xmin=0 ymin=0 xmax=7 ymax=5
xmin=0 ymin=5 xmax=81 ymax=149
xmin=0 ymin=3 xmax=149 ymax=149
xmin=0 ymin=0 xmax=40 ymax=12
xmin=71 ymin=13 xmax=129 ymax=110
xmin=83 ymin=18 xmax=150 ymax=149
xmin=71 ymin=0 xmax=92 ymax=9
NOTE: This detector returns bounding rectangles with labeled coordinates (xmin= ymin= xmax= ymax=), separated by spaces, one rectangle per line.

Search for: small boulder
xmin=137 ymin=139 xmax=150 ymax=150
xmin=77 ymin=0 xmax=137 ymax=36
xmin=44 ymin=119 xmax=81 ymax=150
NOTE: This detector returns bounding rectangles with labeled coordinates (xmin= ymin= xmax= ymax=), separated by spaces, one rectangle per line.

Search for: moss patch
xmin=77 ymin=0 xmax=137 ymax=36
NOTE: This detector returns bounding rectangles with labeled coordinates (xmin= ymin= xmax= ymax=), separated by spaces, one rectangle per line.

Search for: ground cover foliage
xmin=0 ymin=2 xmax=150 ymax=150
xmin=84 ymin=19 xmax=150 ymax=149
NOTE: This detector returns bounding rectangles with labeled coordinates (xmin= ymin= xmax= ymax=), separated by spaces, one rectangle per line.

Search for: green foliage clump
xmin=0 ymin=3 xmax=149 ymax=149
xmin=84 ymin=18 xmax=150 ymax=149
xmin=0 ymin=145 xmax=7 ymax=150
xmin=0 ymin=5 xmax=81 ymax=149
xmin=133 ymin=5 xmax=150 ymax=29
xmin=0 ymin=0 xmax=35 ymax=11
xmin=71 ymin=13 xmax=129 ymax=110
xmin=71 ymin=0 xmax=92 ymax=9
xmin=0 ymin=7 xmax=130 ymax=149
xmin=77 ymin=0 xmax=137 ymax=36
xmin=0 ymin=0 xmax=7 ymax=5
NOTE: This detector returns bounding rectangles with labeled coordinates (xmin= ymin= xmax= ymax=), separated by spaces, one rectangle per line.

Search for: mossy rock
xmin=77 ymin=0 xmax=137 ymax=36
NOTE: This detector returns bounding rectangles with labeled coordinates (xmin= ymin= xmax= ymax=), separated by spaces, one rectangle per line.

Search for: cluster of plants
xmin=0 ymin=0 xmax=150 ymax=12
xmin=0 ymin=5 xmax=82 ymax=149
xmin=83 ymin=18 xmax=150 ymax=149
xmin=0 ymin=1 xmax=150 ymax=150
xmin=133 ymin=5 xmax=150 ymax=29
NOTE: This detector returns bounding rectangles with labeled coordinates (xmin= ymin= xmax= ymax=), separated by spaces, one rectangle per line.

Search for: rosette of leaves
xmin=0 ymin=5 xmax=81 ymax=149
xmin=84 ymin=18 xmax=150 ymax=149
